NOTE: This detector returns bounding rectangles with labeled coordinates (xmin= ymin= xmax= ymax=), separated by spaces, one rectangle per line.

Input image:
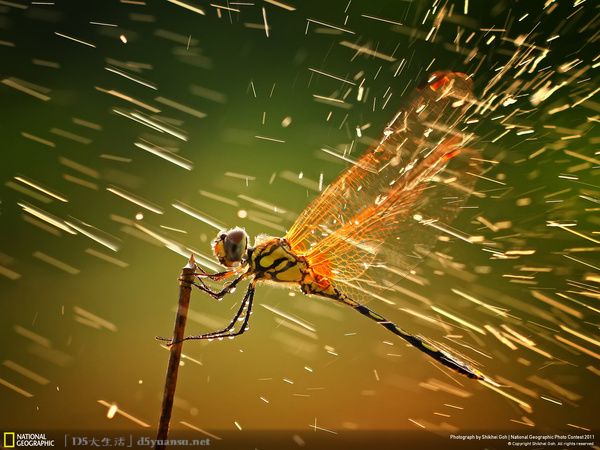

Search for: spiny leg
xmin=193 ymin=274 xmax=245 ymax=300
xmin=179 ymin=283 xmax=255 ymax=342
xmin=206 ymin=282 xmax=255 ymax=340
xmin=186 ymin=284 xmax=254 ymax=340
xmin=155 ymin=276 xmax=246 ymax=344
xmin=335 ymin=294 xmax=484 ymax=380
xmin=155 ymin=294 xmax=246 ymax=344
xmin=194 ymin=264 xmax=237 ymax=281
xmin=156 ymin=283 xmax=256 ymax=345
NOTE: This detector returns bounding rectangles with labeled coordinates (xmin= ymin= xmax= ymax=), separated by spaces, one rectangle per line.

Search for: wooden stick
xmin=155 ymin=255 xmax=196 ymax=449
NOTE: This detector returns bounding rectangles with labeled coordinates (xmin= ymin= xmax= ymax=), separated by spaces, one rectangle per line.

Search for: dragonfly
xmin=158 ymin=71 xmax=487 ymax=381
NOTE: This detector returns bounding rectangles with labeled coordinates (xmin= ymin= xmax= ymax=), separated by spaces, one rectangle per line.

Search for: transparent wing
xmin=306 ymin=138 xmax=480 ymax=283
xmin=285 ymin=72 xmax=481 ymax=285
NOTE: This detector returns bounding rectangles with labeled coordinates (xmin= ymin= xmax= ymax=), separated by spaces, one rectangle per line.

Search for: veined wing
xmin=285 ymin=72 xmax=481 ymax=283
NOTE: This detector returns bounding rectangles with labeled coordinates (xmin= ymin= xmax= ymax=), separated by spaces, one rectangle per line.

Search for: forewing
xmin=286 ymin=72 xmax=481 ymax=285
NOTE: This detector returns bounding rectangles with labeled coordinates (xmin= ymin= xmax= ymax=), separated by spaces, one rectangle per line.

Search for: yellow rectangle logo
xmin=4 ymin=432 xmax=15 ymax=448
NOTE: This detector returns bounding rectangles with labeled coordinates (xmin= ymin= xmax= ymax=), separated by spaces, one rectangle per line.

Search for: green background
xmin=0 ymin=0 xmax=598 ymax=442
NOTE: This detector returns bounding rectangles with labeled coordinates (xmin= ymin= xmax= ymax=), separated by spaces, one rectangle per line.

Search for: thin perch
xmin=155 ymin=254 xmax=196 ymax=449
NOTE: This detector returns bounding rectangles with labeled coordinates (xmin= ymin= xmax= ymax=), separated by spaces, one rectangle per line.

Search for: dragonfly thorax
xmin=248 ymin=237 xmax=309 ymax=284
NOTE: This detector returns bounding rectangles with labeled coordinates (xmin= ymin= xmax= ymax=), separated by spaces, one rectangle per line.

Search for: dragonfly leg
xmin=156 ymin=282 xmax=256 ymax=345
xmin=193 ymin=274 xmax=245 ymax=300
xmin=334 ymin=294 xmax=484 ymax=380
xmin=194 ymin=265 xmax=236 ymax=281
xmin=201 ymin=283 xmax=255 ymax=340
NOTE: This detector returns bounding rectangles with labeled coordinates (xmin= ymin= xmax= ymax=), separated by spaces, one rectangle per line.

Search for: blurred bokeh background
xmin=0 ymin=0 xmax=598 ymax=447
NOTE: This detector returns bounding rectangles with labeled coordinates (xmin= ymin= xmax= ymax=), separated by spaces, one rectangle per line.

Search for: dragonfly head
xmin=212 ymin=227 xmax=249 ymax=267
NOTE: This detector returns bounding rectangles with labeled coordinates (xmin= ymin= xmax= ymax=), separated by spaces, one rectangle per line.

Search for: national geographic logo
xmin=4 ymin=432 xmax=15 ymax=448
xmin=3 ymin=432 xmax=54 ymax=447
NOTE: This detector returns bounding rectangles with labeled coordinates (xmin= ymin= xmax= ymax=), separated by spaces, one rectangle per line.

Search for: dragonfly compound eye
xmin=212 ymin=227 xmax=249 ymax=267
